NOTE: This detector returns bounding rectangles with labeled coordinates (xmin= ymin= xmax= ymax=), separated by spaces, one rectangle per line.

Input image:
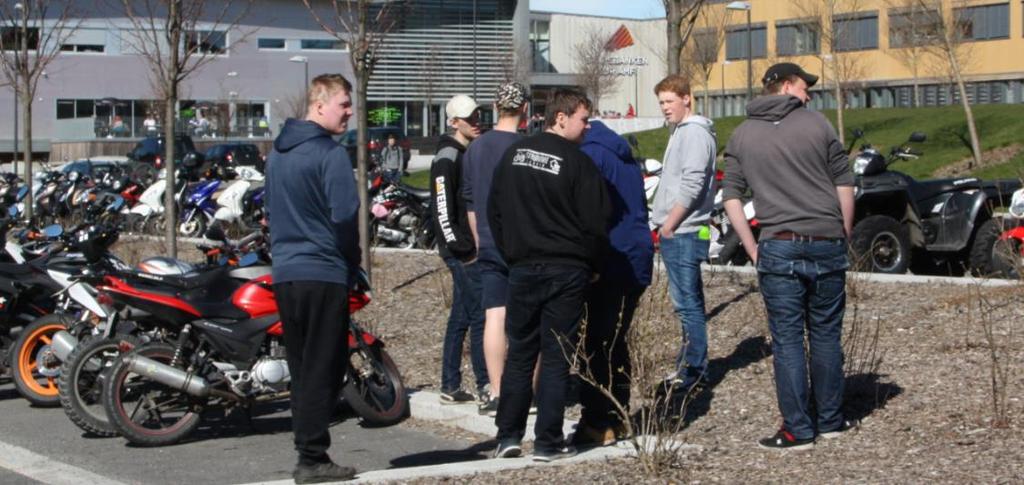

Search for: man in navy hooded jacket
xmin=575 ymin=120 xmax=654 ymax=445
xmin=265 ymin=74 xmax=360 ymax=484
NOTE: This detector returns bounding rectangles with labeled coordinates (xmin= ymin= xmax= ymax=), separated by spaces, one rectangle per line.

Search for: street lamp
xmin=726 ymin=1 xmax=753 ymax=102
xmin=289 ymin=55 xmax=309 ymax=88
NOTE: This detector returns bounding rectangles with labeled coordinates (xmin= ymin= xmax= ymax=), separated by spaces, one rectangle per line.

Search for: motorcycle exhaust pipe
xmin=125 ymin=354 xmax=211 ymax=398
xmin=376 ymin=226 xmax=407 ymax=242
xmin=51 ymin=331 xmax=79 ymax=362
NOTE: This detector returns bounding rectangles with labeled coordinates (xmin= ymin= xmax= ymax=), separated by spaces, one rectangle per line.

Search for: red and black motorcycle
xmin=75 ymin=227 xmax=407 ymax=446
xmin=992 ymin=188 xmax=1024 ymax=278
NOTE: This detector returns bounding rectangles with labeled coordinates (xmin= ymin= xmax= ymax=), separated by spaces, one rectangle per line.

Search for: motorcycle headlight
xmin=853 ymin=156 xmax=870 ymax=175
xmin=1010 ymin=189 xmax=1024 ymax=218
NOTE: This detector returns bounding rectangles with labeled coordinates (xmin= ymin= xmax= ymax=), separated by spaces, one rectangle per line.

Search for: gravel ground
xmin=110 ymin=243 xmax=1024 ymax=482
xmin=360 ymin=252 xmax=1024 ymax=483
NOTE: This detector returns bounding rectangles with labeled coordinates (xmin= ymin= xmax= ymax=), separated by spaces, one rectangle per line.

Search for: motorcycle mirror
xmin=204 ymin=225 xmax=227 ymax=242
xmin=852 ymin=128 xmax=864 ymax=138
xmin=42 ymin=224 xmax=63 ymax=238
xmin=238 ymin=252 xmax=258 ymax=267
xmin=182 ymin=152 xmax=202 ymax=169
xmin=908 ymin=132 xmax=926 ymax=143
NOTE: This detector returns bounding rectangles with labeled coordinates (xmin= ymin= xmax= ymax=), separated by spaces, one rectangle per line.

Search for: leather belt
xmin=769 ymin=231 xmax=841 ymax=242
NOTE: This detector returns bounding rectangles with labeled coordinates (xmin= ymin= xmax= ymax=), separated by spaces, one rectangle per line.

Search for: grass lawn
xmin=634 ymin=104 xmax=1024 ymax=181
xmin=402 ymin=169 xmax=430 ymax=189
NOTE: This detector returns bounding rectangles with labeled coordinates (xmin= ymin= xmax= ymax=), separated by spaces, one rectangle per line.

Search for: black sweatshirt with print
xmin=488 ymin=132 xmax=611 ymax=270
xmin=429 ymin=134 xmax=476 ymax=261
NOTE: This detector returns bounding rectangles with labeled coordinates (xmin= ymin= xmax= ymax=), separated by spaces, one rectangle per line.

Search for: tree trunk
xmin=165 ymin=0 xmax=180 ymax=258
xmin=949 ymin=51 xmax=982 ymax=169
xmin=835 ymin=82 xmax=845 ymax=146
xmin=356 ymin=65 xmax=371 ymax=282
xmin=666 ymin=1 xmax=682 ymax=75
xmin=21 ymin=84 xmax=32 ymax=221
xmin=703 ymin=86 xmax=710 ymax=116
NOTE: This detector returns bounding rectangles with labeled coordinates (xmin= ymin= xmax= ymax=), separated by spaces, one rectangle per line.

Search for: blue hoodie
xmin=265 ymin=118 xmax=360 ymax=285
xmin=581 ymin=121 xmax=654 ymax=287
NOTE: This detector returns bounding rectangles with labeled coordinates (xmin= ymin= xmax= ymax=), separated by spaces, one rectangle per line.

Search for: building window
xmin=725 ymin=24 xmax=767 ymax=60
xmin=0 ymin=27 xmax=40 ymax=51
xmin=776 ymin=21 xmax=819 ymax=56
xmin=56 ymin=100 xmax=75 ymax=119
xmin=258 ymin=38 xmax=285 ymax=49
xmin=955 ymin=3 xmax=1009 ymax=41
xmin=832 ymin=13 xmax=878 ymax=51
xmin=889 ymin=8 xmax=941 ymax=48
xmin=187 ymin=30 xmax=227 ymax=54
xmin=530 ymin=19 xmax=553 ymax=73
xmin=61 ymin=43 xmax=104 ymax=53
xmin=300 ymin=39 xmax=346 ymax=50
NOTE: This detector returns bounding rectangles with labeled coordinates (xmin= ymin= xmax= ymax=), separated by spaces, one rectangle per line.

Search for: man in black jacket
xmin=488 ymin=88 xmax=611 ymax=462
xmin=430 ymin=94 xmax=488 ymax=404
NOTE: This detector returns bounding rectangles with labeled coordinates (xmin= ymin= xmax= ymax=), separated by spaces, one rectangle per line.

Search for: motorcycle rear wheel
xmin=59 ymin=335 xmax=143 ymax=437
xmin=341 ymin=345 xmax=408 ymax=426
xmin=103 ymin=342 xmax=203 ymax=446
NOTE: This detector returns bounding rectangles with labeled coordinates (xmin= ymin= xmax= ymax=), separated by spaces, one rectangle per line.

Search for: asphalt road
xmin=0 ymin=381 xmax=484 ymax=485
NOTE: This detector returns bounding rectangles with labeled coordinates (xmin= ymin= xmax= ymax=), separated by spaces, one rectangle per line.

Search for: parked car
xmin=204 ymin=143 xmax=264 ymax=172
xmin=127 ymin=135 xmax=204 ymax=183
xmin=340 ymin=127 xmax=411 ymax=169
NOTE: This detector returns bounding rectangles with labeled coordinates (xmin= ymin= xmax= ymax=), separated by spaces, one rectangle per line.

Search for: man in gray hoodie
xmin=651 ymin=75 xmax=716 ymax=394
xmin=722 ymin=62 xmax=856 ymax=450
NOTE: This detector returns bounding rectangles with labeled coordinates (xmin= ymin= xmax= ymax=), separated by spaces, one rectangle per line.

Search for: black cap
xmin=761 ymin=62 xmax=818 ymax=88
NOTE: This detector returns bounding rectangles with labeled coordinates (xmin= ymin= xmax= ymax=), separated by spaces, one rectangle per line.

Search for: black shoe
xmin=819 ymin=419 xmax=859 ymax=439
xmin=478 ymin=396 xmax=499 ymax=416
xmin=493 ymin=438 xmax=522 ymax=458
xmin=757 ymin=429 xmax=814 ymax=450
xmin=533 ymin=443 xmax=577 ymax=462
xmin=440 ymin=388 xmax=476 ymax=404
xmin=293 ymin=461 xmax=357 ymax=484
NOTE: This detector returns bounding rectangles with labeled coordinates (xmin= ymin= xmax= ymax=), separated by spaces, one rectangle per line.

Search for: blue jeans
xmin=441 ymin=258 xmax=488 ymax=393
xmin=496 ymin=263 xmax=589 ymax=452
xmin=757 ymin=238 xmax=848 ymax=440
xmin=660 ymin=232 xmax=709 ymax=381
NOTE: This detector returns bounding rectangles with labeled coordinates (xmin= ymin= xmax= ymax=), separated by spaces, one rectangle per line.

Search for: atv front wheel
xmin=851 ymin=215 xmax=910 ymax=274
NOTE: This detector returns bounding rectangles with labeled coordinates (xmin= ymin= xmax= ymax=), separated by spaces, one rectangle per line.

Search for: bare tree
xmin=792 ymin=0 xmax=871 ymax=146
xmin=664 ymin=0 xmax=707 ymax=75
xmin=301 ymin=0 xmax=401 ymax=282
xmin=499 ymin=43 xmax=532 ymax=85
xmin=884 ymin=0 xmax=941 ymax=107
xmin=913 ymin=0 xmax=982 ymax=168
xmin=115 ymin=0 xmax=253 ymax=257
xmin=681 ymin=7 xmax=727 ymax=115
xmin=573 ymin=26 xmax=621 ymax=113
xmin=0 ymin=1 xmax=80 ymax=220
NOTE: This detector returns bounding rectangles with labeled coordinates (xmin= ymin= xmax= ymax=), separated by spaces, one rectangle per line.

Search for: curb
xmin=408 ymin=390 xmax=576 ymax=441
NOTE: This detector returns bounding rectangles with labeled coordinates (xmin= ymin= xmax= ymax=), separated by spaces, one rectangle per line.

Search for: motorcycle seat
xmin=910 ymin=178 xmax=980 ymax=203
xmin=398 ymin=183 xmax=431 ymax=201
xmin=125 ymin=269 xmax=251 ymax=320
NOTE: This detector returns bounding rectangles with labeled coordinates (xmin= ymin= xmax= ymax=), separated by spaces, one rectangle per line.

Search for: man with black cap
xmin=721 ymin=62 xmax=858 ymax=450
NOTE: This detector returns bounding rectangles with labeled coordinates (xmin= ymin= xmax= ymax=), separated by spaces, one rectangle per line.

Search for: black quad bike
xmin=850 ymin=130 xmax=1021 ymax=275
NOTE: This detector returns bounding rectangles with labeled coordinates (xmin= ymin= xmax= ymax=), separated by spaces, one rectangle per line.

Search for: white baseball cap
xmin=445 ymin=95 xmax=479 ymax=119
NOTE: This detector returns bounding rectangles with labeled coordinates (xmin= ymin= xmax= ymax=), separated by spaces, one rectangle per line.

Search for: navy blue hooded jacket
xmin=580 ymin=121 xmax=654 ymax=287
xmin=265 ymin=118 xmax=360 ymax=285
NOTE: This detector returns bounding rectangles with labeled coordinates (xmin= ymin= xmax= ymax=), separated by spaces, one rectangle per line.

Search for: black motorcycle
xmin=850 ymin=130 xmax=1021 ymax=274
xmin=369 ymin=180 xmax=436 ymax=249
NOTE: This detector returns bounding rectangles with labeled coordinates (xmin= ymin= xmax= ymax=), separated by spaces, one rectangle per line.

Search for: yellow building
xmin=698 ymin=0 xmax=1024 ymax=117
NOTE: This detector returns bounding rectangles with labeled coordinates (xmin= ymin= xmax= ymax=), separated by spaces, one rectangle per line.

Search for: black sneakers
xmin=478 ymin=396 xmax=499 ymax=416
xmin=493 ymin=438 xmax=523 ymax=458
xmin=819 ymin=419 xmax=859 ymax=439
xmin=533 ymin=443 xmax=577 ymax=462
xmin=440 ymin=388 xmax=476 ymax=404
xmin=757 ymin=429 xmax=814 ymax=450
xmin=292 ymin=461 xmax=357 ymax=484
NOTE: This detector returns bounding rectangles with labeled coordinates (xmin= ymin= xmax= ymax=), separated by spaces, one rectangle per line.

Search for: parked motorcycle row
xmin=0 ymin=219 xmax=408 ymax=447
xmin=0 ymin=159 xmax=268 ymax=241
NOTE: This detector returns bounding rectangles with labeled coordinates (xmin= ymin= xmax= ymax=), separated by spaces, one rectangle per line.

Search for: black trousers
xmin=580 ymin=278 xmax=644 ymax=428
xmin=495 ymin=263 xmax=589 ymax=452
xmin=276 ymin=280 xmax=350 ymax=466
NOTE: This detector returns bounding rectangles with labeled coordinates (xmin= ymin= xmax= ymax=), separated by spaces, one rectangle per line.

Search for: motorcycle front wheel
xmin=12 ymin=314 xmax=70 ymax=407
xmin=341 ymin=344 xmax=407 ymax=426
xmin=103 ymin=342 xmax=203 ymax=446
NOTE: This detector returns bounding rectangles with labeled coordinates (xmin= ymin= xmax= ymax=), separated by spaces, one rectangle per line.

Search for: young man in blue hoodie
xmin=265 ymin=74 xmax=360 ymax=484
xmin=652 ymin=75 xmax=717 ymax=397
xmin=575 ymin=120 xmax=654 ymax=446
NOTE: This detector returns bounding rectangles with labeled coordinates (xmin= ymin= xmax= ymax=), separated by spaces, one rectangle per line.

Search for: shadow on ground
xmin=388 ymin=439 xmax=496 ymax=468
xmin=681 ymin=335 xmax=771 ymax=425
xmin=842 ymin=372 xmax=903 ymax=422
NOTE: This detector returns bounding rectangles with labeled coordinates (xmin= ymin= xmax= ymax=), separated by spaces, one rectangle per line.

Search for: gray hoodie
xmin=721 ymin=95 xmax=854 ymax=240
xmin=651 ymin=115 xmax=717 ymax=233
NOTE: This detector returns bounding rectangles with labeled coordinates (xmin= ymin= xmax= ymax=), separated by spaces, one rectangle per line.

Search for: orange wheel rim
xmin=17 ymin=323 xmax=66 ymax=397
